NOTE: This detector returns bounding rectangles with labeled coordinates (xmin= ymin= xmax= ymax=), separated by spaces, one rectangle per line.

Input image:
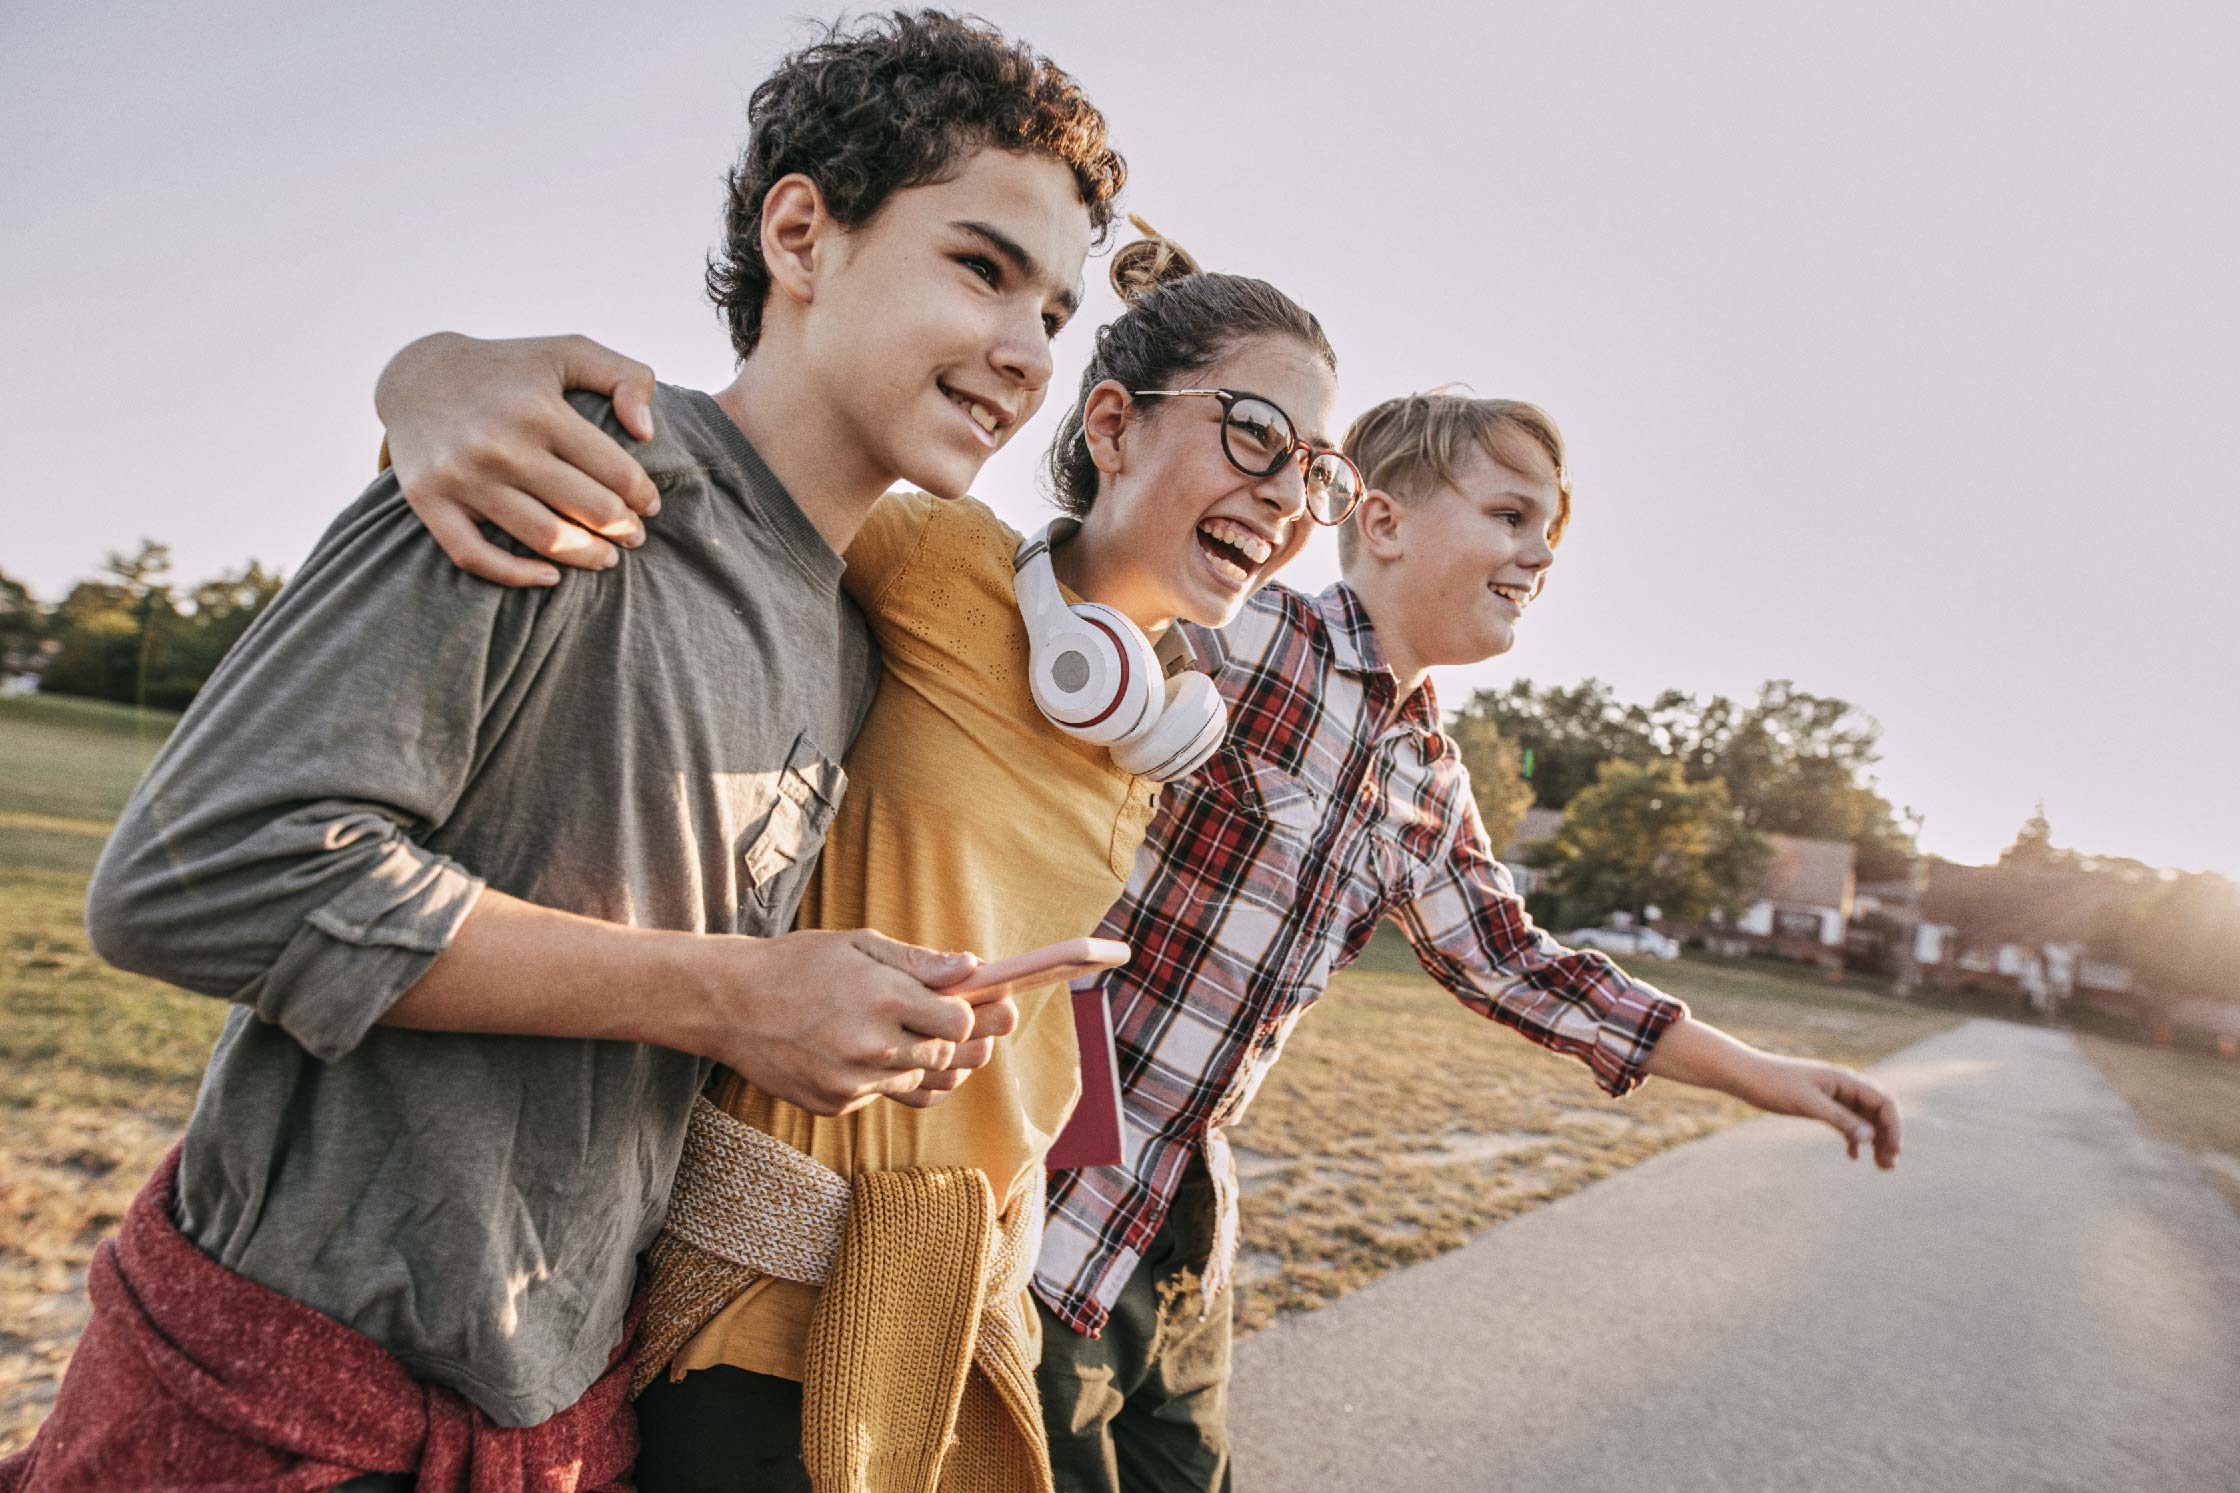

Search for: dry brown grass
xmin=2078 ymin=1032 xmax=2240 ymax=1215
xmin=0 ymin=871 xmax=1958 ymax=1455
xmin=0 ymin=855 xmax=1958 ymax=1457
xmin=1 ymin=863 xmax=227 ymax=1454
xmin=1226 ymin=933 xmax=1957 ymax=1334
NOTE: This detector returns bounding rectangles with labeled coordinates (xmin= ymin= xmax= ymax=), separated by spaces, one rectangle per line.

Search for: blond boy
xmin=1027 ymin=394 xmax=1900 ymax=1491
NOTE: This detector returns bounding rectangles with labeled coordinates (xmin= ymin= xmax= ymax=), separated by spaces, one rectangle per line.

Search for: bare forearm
xmin=380 ymin=889 xmax=1014 ymax=1118
xmin=1642 ymin=1013 xmax=1904 ymax=1167
xmin=381 ymin=887 xmax=721 ymax=1054
xmin=1641 ymin=1015 xmax=1771 ymax=1098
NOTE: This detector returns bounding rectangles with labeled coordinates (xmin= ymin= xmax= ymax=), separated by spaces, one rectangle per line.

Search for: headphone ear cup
xmin=1031 ymin=602 xmax=1159 ymax=747
xmin=1027 ymin=615 xmax=1121 ymax=731
xmin=1109 ymin=671 xmax=1228 ymax=782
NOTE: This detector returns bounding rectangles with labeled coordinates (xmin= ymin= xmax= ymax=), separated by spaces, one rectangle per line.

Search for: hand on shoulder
xmin=375 ymin=332 xmax=661 ymax=586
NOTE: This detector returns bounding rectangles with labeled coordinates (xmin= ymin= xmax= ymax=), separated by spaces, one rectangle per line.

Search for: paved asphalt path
xmin=1229 ymin=1019 xmax=2240 ymax=1491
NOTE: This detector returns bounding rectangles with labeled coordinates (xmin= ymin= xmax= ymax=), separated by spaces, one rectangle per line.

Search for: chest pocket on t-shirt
xmin=741 ymin=731 xmax=847 ymax=916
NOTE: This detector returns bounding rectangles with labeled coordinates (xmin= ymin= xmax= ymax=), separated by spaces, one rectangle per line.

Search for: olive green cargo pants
xmin=1037 ymin=1155 xmax=1234 ymax=1493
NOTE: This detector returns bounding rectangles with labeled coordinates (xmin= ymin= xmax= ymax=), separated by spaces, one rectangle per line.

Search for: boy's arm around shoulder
xmin=375 ymin=331 xmax=661 ymax=587
xmin=372 ymin=329 xmax=942 ymax=612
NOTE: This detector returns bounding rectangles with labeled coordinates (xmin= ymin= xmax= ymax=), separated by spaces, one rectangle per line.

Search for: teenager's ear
xmin=759 ymin=173 xmax=834 ymax=311
xmin=1351 ymin=488 xmax=1406 ymax=560
xmin=1080 ymin=380 xmax=1133 ymax=476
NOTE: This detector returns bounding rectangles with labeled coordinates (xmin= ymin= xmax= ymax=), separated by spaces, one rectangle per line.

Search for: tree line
xmin=1446 ymin=679 xmax=2237 ymax=1004
xmin=1446 ymin=676 xmax=1913 ymax=932
xmin=0 ymin=550 xmax=1913 ymax=935
xmin=1 ymin=541 xmax=284 ymax=711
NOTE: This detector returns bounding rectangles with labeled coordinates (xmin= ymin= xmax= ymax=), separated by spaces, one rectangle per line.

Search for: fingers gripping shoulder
xmin=563 ymin=385 xmax=691 ymax=494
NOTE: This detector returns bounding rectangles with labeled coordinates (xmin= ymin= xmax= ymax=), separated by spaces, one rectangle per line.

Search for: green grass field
xmin=0 ymin=694 xmax=179 ymax=816
xmin=0 ymin=695 xmax=179 ymax=876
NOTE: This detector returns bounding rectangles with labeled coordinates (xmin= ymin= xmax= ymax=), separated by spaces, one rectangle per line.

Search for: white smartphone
xmin=949 ymin=936 xmax=1131 ymax=1004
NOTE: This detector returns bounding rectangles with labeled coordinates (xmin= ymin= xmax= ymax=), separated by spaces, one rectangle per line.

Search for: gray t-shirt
xmin=86 ymin=385 xmax=878 ymax=1425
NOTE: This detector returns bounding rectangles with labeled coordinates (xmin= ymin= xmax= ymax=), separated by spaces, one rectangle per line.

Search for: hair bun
xmin=1108 ymin=214 xmax=1201 ymax=305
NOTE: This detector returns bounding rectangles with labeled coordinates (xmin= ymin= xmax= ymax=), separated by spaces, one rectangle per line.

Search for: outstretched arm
xmin=1396 ymin=796 xmax=1901 ymax=1168
xmin=375 ymin=332 xmax=661 ymax=585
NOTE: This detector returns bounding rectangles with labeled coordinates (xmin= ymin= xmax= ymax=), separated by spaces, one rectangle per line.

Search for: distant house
xmin=1918 ymin=858 xmax=2142 ymax=1018
xmin=1496 ymin=805 xmax=1567 ymax=898
xmin=1913 ymin=920 xmax=1957 ymax=967
xmin=1732 ymin=834 xmax=1857 ymax=954
xmin=1507 ymin=815 xmax=1862 ymax=969
xmin=1852 ymin=875 xmax=1956 ymax=973
xmin=1951 ymin=941 xmax=2072 ymax=1011
xmin=1627 ymin=832 xmax=1858 ymax=971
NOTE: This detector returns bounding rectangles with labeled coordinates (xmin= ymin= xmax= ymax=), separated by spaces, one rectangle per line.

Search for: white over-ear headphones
xmin=1012 ymin=520 xmax=1228 ymax=783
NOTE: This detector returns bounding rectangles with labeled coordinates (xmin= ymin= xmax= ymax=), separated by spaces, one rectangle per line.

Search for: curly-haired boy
xmin=6 ymin=13 xmax=1120 ymax=1492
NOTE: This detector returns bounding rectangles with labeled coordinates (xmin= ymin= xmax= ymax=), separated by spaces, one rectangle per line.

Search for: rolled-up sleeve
xmin=1391 ymin=795 xmax=1688 ymax=1098
xmin=85 ymin=478 xmax=571 ymax=1061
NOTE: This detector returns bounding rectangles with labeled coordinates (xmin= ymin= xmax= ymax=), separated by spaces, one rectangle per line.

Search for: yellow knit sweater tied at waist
xmin=637 ymin=1097 xmax=1051 ymax=1493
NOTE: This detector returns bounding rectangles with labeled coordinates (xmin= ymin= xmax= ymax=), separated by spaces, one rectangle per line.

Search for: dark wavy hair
xmin=708 ymin=9 xmax=1126 ymax=361
xmin=1048 ymin=221 xmax=1336 ymax=517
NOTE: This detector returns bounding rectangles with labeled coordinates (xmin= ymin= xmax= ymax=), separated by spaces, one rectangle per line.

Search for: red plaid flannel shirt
xmin=1033 ymin=582 xmax=1689 ymax=1337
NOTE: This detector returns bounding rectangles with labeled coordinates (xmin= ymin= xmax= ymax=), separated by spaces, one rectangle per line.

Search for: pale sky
xmin=5 ymin=2 xmax=2236 ymax=876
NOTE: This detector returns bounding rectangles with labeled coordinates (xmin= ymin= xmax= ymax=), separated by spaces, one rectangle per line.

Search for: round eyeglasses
xmin=1128 ymin=388 xmax=1365 ymax=526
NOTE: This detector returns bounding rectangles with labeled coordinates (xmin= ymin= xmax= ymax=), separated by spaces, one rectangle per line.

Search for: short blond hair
xmin=1336 ymin=392 xmax=1571 ymax=565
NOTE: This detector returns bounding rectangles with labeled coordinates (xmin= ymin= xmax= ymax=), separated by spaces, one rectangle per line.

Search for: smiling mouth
xmin=1488 ymin=581 xmax=1531 ymax=614
xmin=1195 ymin=517 xmax=1274 ymax=587
xmin=940 ymin=383 xmax=1006 ymax=439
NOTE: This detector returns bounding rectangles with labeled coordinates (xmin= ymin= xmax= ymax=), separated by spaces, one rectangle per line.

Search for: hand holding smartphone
xmin=938 ymin=936 xmax=1131 ymax=1170
xmin=948 ymin=936 xmax=1130 ymax=1004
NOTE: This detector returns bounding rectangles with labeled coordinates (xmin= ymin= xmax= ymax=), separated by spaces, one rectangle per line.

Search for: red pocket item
xmin=1047 ymin=985 xmax=1124 ymax=1171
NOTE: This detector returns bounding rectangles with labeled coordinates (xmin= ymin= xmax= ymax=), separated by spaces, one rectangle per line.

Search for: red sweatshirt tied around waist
xmin=1 ymin=1146 xmax=639 ymax=1492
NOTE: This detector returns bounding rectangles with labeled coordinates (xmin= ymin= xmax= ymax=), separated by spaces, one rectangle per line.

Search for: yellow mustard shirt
xmin=673 ymin=490 xmax=1162 ymax=1382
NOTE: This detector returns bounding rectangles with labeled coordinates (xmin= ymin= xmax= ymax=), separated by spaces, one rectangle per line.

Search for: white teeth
xmin=1197 ymin=518 xmax=1272 ymax=565
xmin=1203 ymin=550 xmax=1248 ymax=584
xmin=947 ymin=386 xmax=1001 ymax=434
